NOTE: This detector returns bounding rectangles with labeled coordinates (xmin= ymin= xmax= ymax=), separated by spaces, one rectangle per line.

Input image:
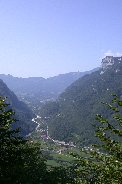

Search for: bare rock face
xmin=101 ymin=56 xmax=122 ymax=71
xmin=101 ymin=56 xmax=114 ymax=70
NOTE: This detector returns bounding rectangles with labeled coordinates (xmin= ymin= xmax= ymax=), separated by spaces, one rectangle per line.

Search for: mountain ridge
xmin=0 ymin=68 xmax=99 ymax=104
xmin=39 ymin=56 xmax=122 ymax=145
xmin=0 ymin=79 xmax=36 ymax=135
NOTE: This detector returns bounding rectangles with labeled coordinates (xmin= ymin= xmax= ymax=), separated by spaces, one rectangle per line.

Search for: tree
xmin=0 ymin=96 xmax=47 ymax=184
xmin=72 ymin=95 xmax=122 ymax=184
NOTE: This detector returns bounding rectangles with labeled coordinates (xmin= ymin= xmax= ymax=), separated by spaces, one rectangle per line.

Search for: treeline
xmin=0 ymin=95 xmax=122 ymax=183
xmin=39 ymin=59 xmax=122 ymax=145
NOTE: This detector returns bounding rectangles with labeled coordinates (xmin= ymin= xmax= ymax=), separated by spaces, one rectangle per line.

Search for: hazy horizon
xmin=0 ymin=0 xmax=122 ymax=78
xmin=0 ymin=66 xmax=98 ymax=79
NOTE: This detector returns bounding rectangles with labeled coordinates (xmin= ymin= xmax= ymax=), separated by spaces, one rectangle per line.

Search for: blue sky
xmin=0 ymin=0 xmax=122 ymax=78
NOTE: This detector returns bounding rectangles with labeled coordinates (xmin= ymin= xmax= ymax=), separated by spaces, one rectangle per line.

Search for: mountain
xmin=0 ymin=68 xmax=98 ymax=104
xmin=0 ymin=79 xmax=36 ymax=135
xmin=39 ymin=56 xmax=122 ymax=146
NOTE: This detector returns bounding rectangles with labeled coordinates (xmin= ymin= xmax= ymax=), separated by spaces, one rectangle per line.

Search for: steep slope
xmin=0 ymin=68 xmax=98 ymax=104
xmin=0 ymin=79 xmax=36 ymax=135
xmin=40 ymin=56 xmax=122 ymax=146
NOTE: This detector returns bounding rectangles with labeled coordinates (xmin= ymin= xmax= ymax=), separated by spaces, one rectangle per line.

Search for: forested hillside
xmin=40 ymin=56 xmax=122 ymax=145
xmin=0 ymin=79 xmax=36 ymax=135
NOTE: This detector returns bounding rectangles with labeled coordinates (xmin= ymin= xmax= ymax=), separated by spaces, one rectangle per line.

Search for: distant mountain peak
xmin=41 ymin=56 xmax=122 ymax=145
xmin=101 ymin=56 xmax=122 ymax=72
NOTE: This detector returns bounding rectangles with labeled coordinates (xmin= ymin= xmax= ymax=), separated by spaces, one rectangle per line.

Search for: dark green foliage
xmin=0 ymin=96 xmax=48 ymax=184
xmin=0 ymin=96 xmax=77 ymax=184
xmin=72 ymin=95 xmax=122 ymax=183
xmin=44 ymin=166 xmax=75 ymax=184
xmin=0 ymin=79 xmax=36 ymax=135
xmin=40 ymin=57 xmax=122 ymax=145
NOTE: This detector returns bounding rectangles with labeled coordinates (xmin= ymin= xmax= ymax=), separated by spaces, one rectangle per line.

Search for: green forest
xmin=0 ymin=56 xmax=122 ymax=183
xmin=0 ymin=95 xmax=122 ymax=183
xmin=1 ymin=1 xmax=122 ymax=183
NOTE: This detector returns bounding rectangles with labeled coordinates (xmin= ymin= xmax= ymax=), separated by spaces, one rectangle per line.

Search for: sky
xmin=0 ymin=0 xmax=122 ymax=78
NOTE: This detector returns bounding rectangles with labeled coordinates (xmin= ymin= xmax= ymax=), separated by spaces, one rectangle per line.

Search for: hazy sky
xmin=0 ymin=0 xmax=122 ymax=78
